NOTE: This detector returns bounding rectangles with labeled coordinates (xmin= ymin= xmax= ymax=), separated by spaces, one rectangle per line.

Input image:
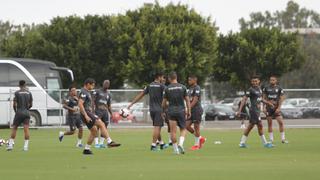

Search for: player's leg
xmin=267 ymin=116 xmax=274 ymax=142
xmin=257 ymin=121 xmax=273 ymax=148
xmin=23 ymin=120 xmax=30 ymax=151
xmin=169 ymin=120 xmax=179 ymax=154
xmin=96 ymin=119 xmax=120 ymax=148
xmin=152 ymin=111 xmax=168 ymax=150
xmin=165 ymin=115 xmax=172 ymax=145
xmin=176 ymin=113 xmax=187 ymax=154
xmin=76 ymin=118 xmax=83 ymax=147
xmin=151 ymin=126 xmax=161 ymax=151
xmin=239 ymin=122 xmax=254 ymax=147
xmin=7 ymin=114 xmax=21 ymax=151
xmin=276 ymin=115 xmax=288 ymax=143
xmin=83 ymin=125 xmax=97 ymax=155
xmin=59 ymin=116 xmax=76 ymax=142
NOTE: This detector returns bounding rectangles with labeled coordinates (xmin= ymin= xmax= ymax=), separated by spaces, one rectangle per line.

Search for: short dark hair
xmin=188 ymin=75 xmax=198 ymax=80
xmin=270 ymin=75 xmax=278 ymax=79
xmin=69 ymin=85 xmax=76 ymax=91
xmin=154 ymin=72 xmax=164 ymax=79
xmin=168 ymin=71 xmax=177 ymax=80
xmin=84 ymin=78 xmax=96 ymax=85
xmin=251 ymin=75 xmax=260 ymax=80
xmin=19 ymin=80 xmax=26 ymax=87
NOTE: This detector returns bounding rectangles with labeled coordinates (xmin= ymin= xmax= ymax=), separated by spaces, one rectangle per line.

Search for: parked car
xmin=281 ymin=98 xmax=309 ymax=108
xmin=204 ymin=104 xmax=236 ymax=121
xmin=218 ymin=98 xmax=236 ymax=107
xmin=280 ymin=98 xmax=308 ymax=119
xmin=299 ymin=101 xmax=320 ymax=118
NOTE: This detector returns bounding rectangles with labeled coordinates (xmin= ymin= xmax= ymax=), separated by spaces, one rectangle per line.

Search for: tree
xmin=239 ymin=0 xmax=320 ymax=30
xmin=122 ymin=2 xmax=218 ymax=86
xmin=213 ymin=28 xmax=304 ymax=90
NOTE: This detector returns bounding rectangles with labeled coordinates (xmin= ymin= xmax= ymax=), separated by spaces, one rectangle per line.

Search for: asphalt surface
xmin=33 ymin=119 xmax=320 ymax=129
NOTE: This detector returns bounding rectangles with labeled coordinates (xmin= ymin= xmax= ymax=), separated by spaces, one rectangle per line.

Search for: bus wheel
xmin=29 ymin=111 xmax=41 ymax=127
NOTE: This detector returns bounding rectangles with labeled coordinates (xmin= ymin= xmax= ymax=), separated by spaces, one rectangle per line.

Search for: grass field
xmin=0 ymin=128 xmax=319 ymax=180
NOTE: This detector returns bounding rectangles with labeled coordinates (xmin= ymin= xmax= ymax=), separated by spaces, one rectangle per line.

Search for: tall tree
xmin=214 ymin=28 xmax=304 ymax=90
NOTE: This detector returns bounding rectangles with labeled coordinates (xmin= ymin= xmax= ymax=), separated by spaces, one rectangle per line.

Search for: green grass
xmin=0 ymin=128 xmax=319 ymax=180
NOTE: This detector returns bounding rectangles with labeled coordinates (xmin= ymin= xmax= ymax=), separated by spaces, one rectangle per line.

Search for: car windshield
xmin=208 ymin=104 xmax=234 ymax=113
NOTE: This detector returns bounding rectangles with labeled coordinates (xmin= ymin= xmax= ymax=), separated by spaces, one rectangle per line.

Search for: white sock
xmin=94 ymin=137 xmax=99 ymax=145
xmin=159 ymin=141 xmax=164 ymax=145
xmin=24 ymin=140 xmax=29 ymax=148
xmin=179 ymin=136 xmax=185 ymax=147
xmin=151 ymin=143 xmax=157 ymax=147
xmin=260 ymin=135 xmax=267 ymax=144
xmin=77 ymin=139 xmax=82 ymax=145
xmin=269 ymin=132 xmax=274 ymax=142
xmin=195 ymin=136 xmax=200 ymax=146
xmin=168 ymin=137 xmax=172 ymax=143
xmin=280 ymin=132 xmax=285 ymax=141
xmin=99 ymin=137 xmax=105 ymax=145
xmin=85 ymin=144 xmax=91 ymax=150
xmin=240 ymin=135 xmax=247 ymax=144
xmin=172 ymin=143 xmax=179 ymax=153
xmin=107 ymin=137 xmax=112 ymax=144
xmin=9 ymin=138 xmax=14 ymax=146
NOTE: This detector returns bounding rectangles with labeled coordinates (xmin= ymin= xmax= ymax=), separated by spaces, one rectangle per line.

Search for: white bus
xmin=0 ymin=58 xmax=74 ymax=127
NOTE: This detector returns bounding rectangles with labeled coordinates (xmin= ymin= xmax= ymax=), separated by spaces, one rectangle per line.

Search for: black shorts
xmin=13 ymin=111 xmax=30 ymax=126
xmin=67 ymin=114 xmax=82 ymax=131
xmin=81 ymin=111 xmax=98 ymax=129
xmin=188 ymin=108 xmax=203 ymax=123
xmin=150 ymin=111 xmax=164 ymax=127
xmin=95 ymin=109 xmax=109 ymax=127
xmin=249 ymin=110 xmax=261 ymax=125
xmin=168 ymin=111 xmax=186 ymax=129
xmin=266 ymin=107 xmax=282 ymax=118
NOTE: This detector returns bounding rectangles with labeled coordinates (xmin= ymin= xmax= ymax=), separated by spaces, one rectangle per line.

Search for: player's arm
xmin=262 ymin=93 xmax=268 ymax=114
xmin=78 ymin=97 xmax=91 ymax=122
xmin=128 ymin=91 xmax=145 ymax=109
xmin=276 ymin=94 xmax=285 ymax=113
xmin=190 ymin=96 xmax=199 ymax=109
xmin=13 ymin=97 xmax=17 ymax=113
xmin=29 ymin=93 xmax=33 ymax=109
xmin=184 ymin=96 xmax=191 ymax=118
xmin=63 ymin=100 xmax=75 ymax=112
xmin=237 ymin=96 xmax=248 ymax=116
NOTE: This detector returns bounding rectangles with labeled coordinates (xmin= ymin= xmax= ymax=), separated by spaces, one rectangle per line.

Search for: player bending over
xmin=162 ymin=72 xmax=191 ymax=154
xmin=59 ymin=86 xmax=83 ymax=148
xmin=237 ymin=76 xmax=274 ymax=148
xmin=186 ymin=75 xmax=206 ymax=150
xmin=79 ymin=78 xmax=120 ymax=155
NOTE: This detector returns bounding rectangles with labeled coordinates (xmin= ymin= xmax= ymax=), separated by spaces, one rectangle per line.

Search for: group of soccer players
xmin=4 ymin=73 xmax=287 ymax=155
xmin=129 ymin=72 xmax=206 ymax=154
xmin=237 ymin=75 xmax=288 ymax=148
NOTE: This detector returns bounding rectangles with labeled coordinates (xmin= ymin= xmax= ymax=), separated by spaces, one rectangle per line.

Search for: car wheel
xmin=29 ymin=111 xmax=41 ymax=127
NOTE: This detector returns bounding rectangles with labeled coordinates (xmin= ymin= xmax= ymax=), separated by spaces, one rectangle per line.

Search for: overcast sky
xmin=1 ymin=0 xmax=319 ymax=34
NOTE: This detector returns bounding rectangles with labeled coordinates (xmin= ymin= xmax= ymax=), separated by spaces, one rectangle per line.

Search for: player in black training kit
xmin=94 ymin=80 xmax=114 ymax=148
xmin=79 ymin=78 xmax=120 ymax=155
xmin=237 ymin=76 xmax=274 ymax=148
xmin=263 ymin=75 xmax=288 ymax=144
xmin=186 ymin=75 xmax=206 ymax=151
xmin=59 ymin=86 xmax=83 ymax=147
xmin=162 ymin=72 xmax=191 ymax=155
xmin=128 ymin=72 xmax=169 ymax=151
xmin=7 ymin=80 xmax=33 ymax=151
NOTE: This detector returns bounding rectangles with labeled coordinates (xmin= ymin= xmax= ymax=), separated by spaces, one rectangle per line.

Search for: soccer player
xmin=7 ymin=80 xmax=33 ymax=151
xmin=186 ymin=75 xmax=206 ymax=150
xmin=128 ymin=72 xmax=169 ymax=151
xmin=79 ymin=78 xmax=120 ymax=155
xmin=263 ymin=75 xmax=288 ymax=143
xmin=94 ymin=80 xmax=113 ymax=148
xmin=237 ymin=76 xmax=273 ymax=148
xmin=59 ymin=86 xmax=83 ymax=147
xmin=162 ymin=72 xmax=191 ymax=154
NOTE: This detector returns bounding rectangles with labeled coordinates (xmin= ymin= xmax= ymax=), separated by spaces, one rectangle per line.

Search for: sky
xmin=1 ymin=0 xmax=319 ymax=34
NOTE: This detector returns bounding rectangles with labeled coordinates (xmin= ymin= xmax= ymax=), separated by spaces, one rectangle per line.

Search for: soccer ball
xmin=119 ymin=108 xmax=130 ymax=118
xmin=0 ymin=139 xmax=6 ymax=146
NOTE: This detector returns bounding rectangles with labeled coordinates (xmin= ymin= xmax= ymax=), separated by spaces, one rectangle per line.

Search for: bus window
xmin=0 ymin=64 xmax=9 ymax=86
xmin=47 ymin=78 xmax=61 ymax=102
xmin=9 ymin=64 xmax=34 ymax=87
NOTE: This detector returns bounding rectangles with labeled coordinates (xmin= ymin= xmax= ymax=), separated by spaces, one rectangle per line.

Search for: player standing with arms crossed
xmin=162 ymin=72 xmax=191 ymax=154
